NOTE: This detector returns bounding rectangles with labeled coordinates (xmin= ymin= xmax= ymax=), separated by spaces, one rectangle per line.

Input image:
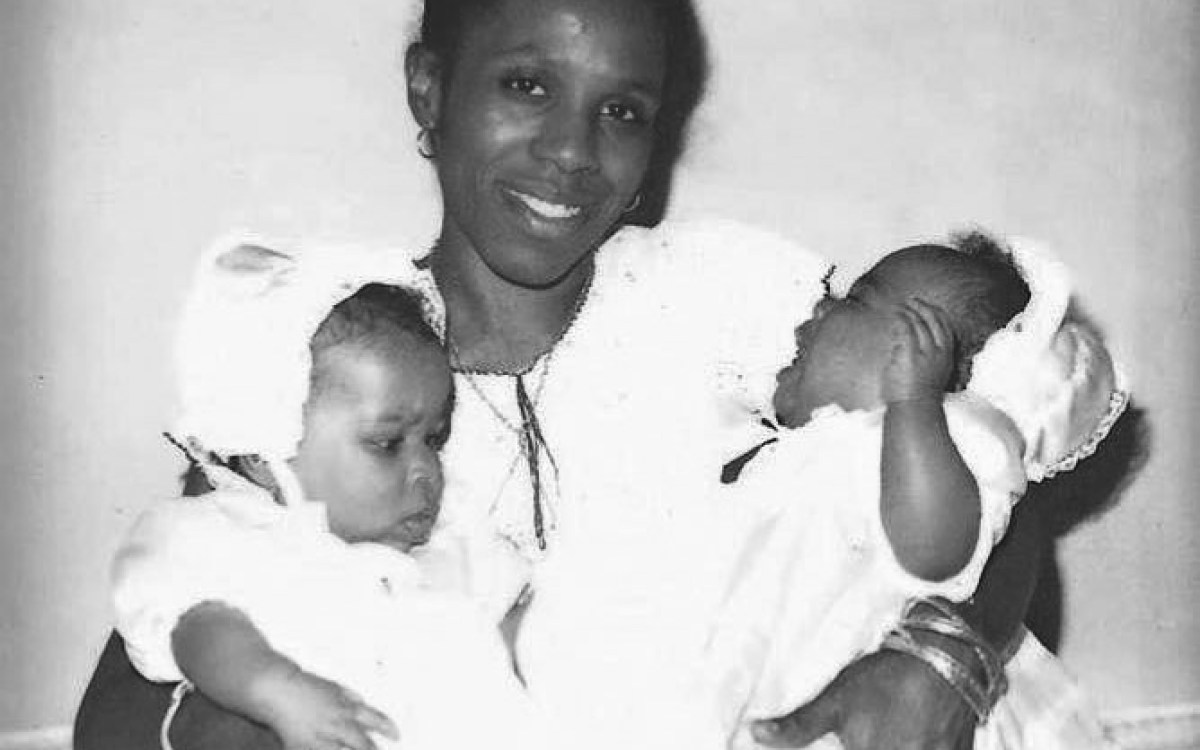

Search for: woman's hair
xmin=308 ymin=282 xmax=445 ymax=395
xmin=414 ymin=0 xmax=710 ymax=227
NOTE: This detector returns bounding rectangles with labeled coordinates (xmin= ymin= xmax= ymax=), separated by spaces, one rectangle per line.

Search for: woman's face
xmin=411 ymin=0 xmax=666 ymax=287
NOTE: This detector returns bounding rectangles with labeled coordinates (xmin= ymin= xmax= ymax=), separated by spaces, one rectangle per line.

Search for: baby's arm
xmin=172 ymin=602 xmax=396 ymax=750
xmin=112 ymin=499 xmax=396 ymax=750
xmin=880 ymin=300 xmax=980 ymax=581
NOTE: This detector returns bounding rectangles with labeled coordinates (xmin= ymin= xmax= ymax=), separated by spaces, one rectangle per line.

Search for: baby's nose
xmin=409 ymin=474 xmax=440 ymax=512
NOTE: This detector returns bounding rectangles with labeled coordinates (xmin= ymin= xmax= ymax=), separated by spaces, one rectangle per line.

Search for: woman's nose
xmin=532 ymin=106 xmax=598 ymax=174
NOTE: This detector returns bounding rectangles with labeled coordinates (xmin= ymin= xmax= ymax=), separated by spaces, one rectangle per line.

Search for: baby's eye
xmin=503 ymin=75 xmax=547 ymax=98
xmin=367 ymin=436 xmax=401 ymax=454
xmin=425 ymin=425 xmax=450 ymax=452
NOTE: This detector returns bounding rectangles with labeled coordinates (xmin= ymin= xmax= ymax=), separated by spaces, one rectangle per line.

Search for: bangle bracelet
xmin=906 ymin=598 xmax=1008 ymax=701
xmin=901 ymin=610 xmax=1007 ymax=699
xmin=881 ymin=597 xmax=1009 ymax=723
xmin=882 ymin=629 xmax=993 ymax=721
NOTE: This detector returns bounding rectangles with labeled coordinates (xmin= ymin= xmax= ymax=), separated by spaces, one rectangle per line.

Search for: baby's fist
xmin=882 ymin=299 xmax=957 ymax=403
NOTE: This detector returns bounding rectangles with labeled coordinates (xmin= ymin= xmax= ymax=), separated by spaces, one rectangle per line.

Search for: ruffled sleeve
xmin=607 ymin=219 xmax=829 ymax=464
xmin=665 ymin=219 xmax=830 ymax=419
xmin=111 ymin=487 xmax=318 ymax=682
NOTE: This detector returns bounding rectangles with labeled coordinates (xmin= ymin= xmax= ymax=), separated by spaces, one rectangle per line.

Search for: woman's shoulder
xmin=589 ymin=219 xmax=830 ymax=349
xmin=601 ymin=218 xmax=828 ymax=284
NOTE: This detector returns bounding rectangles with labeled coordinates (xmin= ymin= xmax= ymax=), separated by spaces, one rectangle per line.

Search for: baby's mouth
xmin=398 ymin=511 xmax=438 ymax=542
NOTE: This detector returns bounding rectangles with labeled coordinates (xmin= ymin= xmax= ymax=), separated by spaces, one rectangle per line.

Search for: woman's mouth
xmin=508 ymin=189 xmax=583 ymax=220
xmin=499 ymin=185 xmax=601 ymax=238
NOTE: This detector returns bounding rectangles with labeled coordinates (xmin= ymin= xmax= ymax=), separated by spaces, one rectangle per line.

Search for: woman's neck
xmin=429 ymin=242 xmax=594 ymax=374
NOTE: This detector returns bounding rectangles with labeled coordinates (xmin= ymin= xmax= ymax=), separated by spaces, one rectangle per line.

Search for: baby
xmin=516 ymin=232 xmax=1125 ymax=750
xmin=723 ymin=233 xmax=1124 ymax=750
xmin=112 ymin=242 xmax=544 ymax=750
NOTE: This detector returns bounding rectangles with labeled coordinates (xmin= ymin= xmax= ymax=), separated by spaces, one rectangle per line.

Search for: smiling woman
xmin=408 ymin=0 xmax=670 ymax=379
xmin=409 ymin=0 xmax=664 ymax=293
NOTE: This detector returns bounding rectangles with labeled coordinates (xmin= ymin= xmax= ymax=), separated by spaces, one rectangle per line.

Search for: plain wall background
xmin=0 ymin=0 xmax=1196 ymax=732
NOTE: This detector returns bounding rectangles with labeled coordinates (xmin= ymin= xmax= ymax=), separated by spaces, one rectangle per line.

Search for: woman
xmin=75 ymin=0 xmax=1041 ymax=747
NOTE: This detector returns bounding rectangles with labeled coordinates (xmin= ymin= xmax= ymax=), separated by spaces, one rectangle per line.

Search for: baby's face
xmin=773 ymin=250 xmax=944 ymax=428
xmin=290 ymin=335 xmax=452 ymax=552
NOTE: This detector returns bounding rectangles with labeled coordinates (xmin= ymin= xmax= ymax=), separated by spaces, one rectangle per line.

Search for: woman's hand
xmin=882 ymin=300 xmax=957 ymax=404
xmin=751 ymin=650 xmax=976 ymax=750
xmin=254 ymin=661 xmax=398 ymax=750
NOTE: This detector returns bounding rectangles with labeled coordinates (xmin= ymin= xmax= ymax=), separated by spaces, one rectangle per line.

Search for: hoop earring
xmin=624 ymin=192 xmax=643 ymax=214
xmin=417 ymin=128 xmax=436 ymax=160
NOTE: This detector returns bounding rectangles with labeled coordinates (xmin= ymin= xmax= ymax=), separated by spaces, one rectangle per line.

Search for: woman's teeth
xmin=513 ymin=190 xmax=582 ymax=220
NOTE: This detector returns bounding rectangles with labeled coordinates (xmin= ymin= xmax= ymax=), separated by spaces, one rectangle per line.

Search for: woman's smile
xmin=498 ymin=183 xmax=598 ymax=240
xmin=411 ymin=0 xmax=665 ymax=287
xmin=506 ymin=187 xmax=584 ymax=221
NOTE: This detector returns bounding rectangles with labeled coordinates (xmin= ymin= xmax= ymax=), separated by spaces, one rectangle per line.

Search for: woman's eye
xmin=504 ymin=76 xmax=547 ymax=97
xmin=600 ymin=100 xmax=644 ymax=124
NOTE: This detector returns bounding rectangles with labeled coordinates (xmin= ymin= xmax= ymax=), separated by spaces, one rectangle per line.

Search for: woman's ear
xmin=405 ymin=43 xmax=444 ymax=131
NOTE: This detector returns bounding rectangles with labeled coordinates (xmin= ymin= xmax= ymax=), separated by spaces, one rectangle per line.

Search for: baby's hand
xmin=882 ymin=299 xmax=957 ymax=404
xmin=256 ymin=661 xmax=398 ymax=750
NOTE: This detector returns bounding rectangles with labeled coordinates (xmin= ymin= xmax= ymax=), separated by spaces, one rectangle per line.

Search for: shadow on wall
xmin=1026 ymin=400 xmax=1152 ymax=652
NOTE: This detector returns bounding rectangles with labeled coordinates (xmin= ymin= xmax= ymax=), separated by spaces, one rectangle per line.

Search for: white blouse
xmin=420 ymin=218 xmax=830 ymax=617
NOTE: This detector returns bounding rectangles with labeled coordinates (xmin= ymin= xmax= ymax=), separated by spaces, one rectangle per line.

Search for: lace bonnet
xmin=966 ymin=239 xmax=1129 ymax=482
xmin=173 ymin=236 xmax=442 ymax=502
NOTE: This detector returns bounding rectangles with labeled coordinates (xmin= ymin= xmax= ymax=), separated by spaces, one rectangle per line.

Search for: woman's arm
xmin=753 ymin=495 xmax=1047 ymax=750
xmin=172 ymin=602 xmax=396 ymax=750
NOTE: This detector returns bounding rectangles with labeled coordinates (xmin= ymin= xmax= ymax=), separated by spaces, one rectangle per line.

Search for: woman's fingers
xmin=750 ymin=683 xmax=841 ymax=747
xmin=336 ymin=687 xmax=398 ymax=744
xmin=354 ymin=702 xmax=399 ymax=741
xmin=320 ymin=720 xmax=379 ymax=750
